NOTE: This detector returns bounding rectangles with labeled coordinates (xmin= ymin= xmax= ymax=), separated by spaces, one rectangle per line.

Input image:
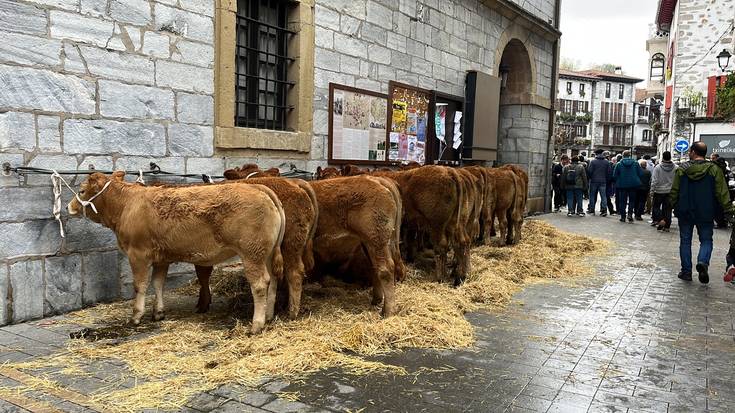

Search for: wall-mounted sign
xmin=387 ymin=81 xmax=432 ymax=165
xmin=328 ymin=83 xmax=389 ymax=164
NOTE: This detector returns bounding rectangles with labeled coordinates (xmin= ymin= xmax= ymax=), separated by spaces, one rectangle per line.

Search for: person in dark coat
xmin=605 ymin=152 xmax=617 ymax=215
xmin=670 ymin=142 xmax=734 ymax=283
xmin=635 ymin=159 xmax=652 ymax=220
xmin=613 ymin=150 xmax=644 ymax=223
xmin=551 ymin=155 xmax=569 ymax=212
xmin=586 ymin=149 xmax=612 ymax=216
xmin=711 ymin=153 xmax=729 ymax=228
xmin=561 ymin=156 xmax=589 ymax=216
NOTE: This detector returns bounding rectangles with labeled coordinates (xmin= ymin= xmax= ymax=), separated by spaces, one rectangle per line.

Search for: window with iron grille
xmin=235 ymin=0 xmax=294 ymax=130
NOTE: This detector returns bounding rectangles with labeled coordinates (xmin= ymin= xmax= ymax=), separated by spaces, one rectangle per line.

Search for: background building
xmin=554 ymin=69 xmax=642 ymax=157
xmin=653 ymin=0 xmax=735 ymax=159
xmin=0 ymin=0 xmax=561 ymax=324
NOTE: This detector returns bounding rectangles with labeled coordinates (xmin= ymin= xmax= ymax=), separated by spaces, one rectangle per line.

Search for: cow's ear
xmin=316 ymin=166 xmax=323 ymax=177
xmin=87 ymin=172 xmax=108 ymax=191
xmin=111 ymin=171 xmax=125 ymax=182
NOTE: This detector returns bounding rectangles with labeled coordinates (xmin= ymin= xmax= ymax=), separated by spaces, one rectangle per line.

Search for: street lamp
xmin=717 ymin=49 xmax=732 ymax=72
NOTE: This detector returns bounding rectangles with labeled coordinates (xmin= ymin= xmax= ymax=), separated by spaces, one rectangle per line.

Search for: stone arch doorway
xmin=496 ymin=38 xmax=534 ymax=170
xmin=498 ymin=39 xmax=533 ymax=105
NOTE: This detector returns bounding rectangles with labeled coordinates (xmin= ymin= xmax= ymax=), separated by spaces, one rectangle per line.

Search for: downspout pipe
xmin=544 ymin=0 xmax=561 ymax=212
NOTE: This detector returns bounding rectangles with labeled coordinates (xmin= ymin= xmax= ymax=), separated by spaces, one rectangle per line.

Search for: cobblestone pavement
xmin=0 ymin=212 xmax=734 ymax=412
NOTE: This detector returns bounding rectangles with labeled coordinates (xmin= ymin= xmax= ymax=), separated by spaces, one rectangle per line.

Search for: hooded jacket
xmin=612 ymin=157 xmax=644 ymax=189
xmin=650 ymin=161 xmax=677 ymax=194
xmin=561 ymin=161 xmax=588 ymax=190
xmin=669 ymin=159 xmax=733 ymax=223
xmin=587 ymin=154 xmax=612 ymax=184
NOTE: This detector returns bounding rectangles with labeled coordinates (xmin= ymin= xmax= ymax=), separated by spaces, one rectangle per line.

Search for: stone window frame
xmin=214 ymin=0 xmax=314 ymax=153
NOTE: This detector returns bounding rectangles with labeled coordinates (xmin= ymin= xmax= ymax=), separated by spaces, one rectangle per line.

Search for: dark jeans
xmin=617 ymin=188 xmax=637 ymax=218
xmin=552 ymin=184 xmax=564 ymax=209
xmin=588 ymin=182 xmax=607 ymax=214
xmin=566 ymin=188 xmax=584 ymax=214
xmin=651 ymin=192 xmax=672 ymax=228
xmin=635 ymin=189 xmax=649 ymax=217
xmin=678 ymin=220 xmax=714 ymax=273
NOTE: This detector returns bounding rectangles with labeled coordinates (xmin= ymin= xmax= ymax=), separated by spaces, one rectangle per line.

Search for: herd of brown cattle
xmin=68 ymin=162 xmax=528 ymax=333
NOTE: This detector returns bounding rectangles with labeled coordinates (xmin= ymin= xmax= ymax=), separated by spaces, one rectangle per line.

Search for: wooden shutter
xmin=603 ymin=125 xmax=610 ymax=145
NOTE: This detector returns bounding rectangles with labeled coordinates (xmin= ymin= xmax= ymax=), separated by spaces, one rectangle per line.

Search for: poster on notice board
xmin=329 ymin=84 xmax=388 ymax=163
xmin=387 ymin=82 xmax=431 ymax=164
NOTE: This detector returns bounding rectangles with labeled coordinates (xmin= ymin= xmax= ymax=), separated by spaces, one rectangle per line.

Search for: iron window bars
xmin=235 ymin=0 xmax=295 ymax=130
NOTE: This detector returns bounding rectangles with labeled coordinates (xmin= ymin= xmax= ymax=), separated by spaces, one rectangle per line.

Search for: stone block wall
xmin=0 ymin=0 xmax=558 ymax=324
xmin=0 ymin=0 xmax=213 ymax=323
xmin=311 ymin=0 xmax=556 ymax=199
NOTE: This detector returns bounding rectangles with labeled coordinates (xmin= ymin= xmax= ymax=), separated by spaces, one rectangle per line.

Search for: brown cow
xmin=309 ymin=175 xmax=403 ymax=316
xmin=340 ymin=164 xmax=369 ymax=176
xmin=68 ymin=172 xmax=285 ymax=334
xmin=194 ymin=175 xmax=318 ymax=320
xmin=500 ymin=165 xmax=529 ymax=245
xmin=373 ymin=165 xmax=464 ymax=284
xmin=485 ymin=167 xmax=518 ymax=246
xmin=224 ymin=163 xmax=280 ymax=180
xmin=464 ymin=165 xmax=495 ymax=245
xmin=315 ymin=166 xmax=340 ymax=180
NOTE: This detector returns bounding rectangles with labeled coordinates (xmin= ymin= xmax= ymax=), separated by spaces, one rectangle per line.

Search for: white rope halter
xmin=51 ymin=170 xmax=112 ymax=237
xmin=136 ymin=169 xmax=145 ymax=185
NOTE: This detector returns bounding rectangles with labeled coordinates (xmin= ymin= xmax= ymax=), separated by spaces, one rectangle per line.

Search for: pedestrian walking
xmin=670 ymin=141 xmax=734 ymax=283
xmin=710 ymin=153 xmax=729 ymax=229
xmin=551 ymin=155 xmax=568 ymax=212
xmin=587 ymin=149 xmax=612 ymax=216
xmin=650 ymin=151 xmax=677 ymax=231
xmin=561 ymin=156 xmax=588 ymax=217
xmin=635 ymin=159 xmax=652 ymax=221
xmin=613 ymin=150 xmax=644 ymax=223
xmin=605 ymin=152 xmax=617 ymax=215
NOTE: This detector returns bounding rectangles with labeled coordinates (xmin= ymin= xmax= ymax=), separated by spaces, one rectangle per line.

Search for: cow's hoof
xmin=129 ymin=317 xmax=141 ymax=326
xmin=381 ymin=307 xmax=395 ymax=318
xmin=153 ymin=311 xmax=165 ymax=321
xmin=371 ymin=296 xmax=383 ymax=306
xmin=250 ymin=323 xmax=264 ymax=335
xmin=288 ymin=311 xmax=299 ymax=320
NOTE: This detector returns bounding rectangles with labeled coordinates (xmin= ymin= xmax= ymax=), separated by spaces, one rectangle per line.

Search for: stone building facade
xmin=654 ymin=0 xmax=735 ymax=158
xmin=0 ymin=0 xmax=560 ymax=324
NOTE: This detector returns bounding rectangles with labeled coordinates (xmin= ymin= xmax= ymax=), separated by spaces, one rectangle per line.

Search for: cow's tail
xmin=371 ymin=176 xmax=405 ymax=282
xmin=295 ymin=179 xmax=318 ymax=274
xmin=255 ymin=184 xmax=285 ymax=280
xmin=447 ymin=168 xmax=464 ymax=239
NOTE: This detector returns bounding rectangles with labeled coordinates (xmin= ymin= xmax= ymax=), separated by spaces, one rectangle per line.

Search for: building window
xmin=642 ymin=130 xmax=651 ymax=141
xmin=605 ymin=83 xmax=611 ymax=98
xmin=575 ymin=125 xmax=586 ymax=137
xmin=213 ymin=0 xmax=314 ymax=152
xmin=650 ymin=53 xmax=665 ymax=82
xmin=618 ymin=84 xmax=624 ymax=100
xmin=236 ymin=0 xmax=293 ymax=130
xmin=579 ymin=83 xmax=585 ymax=96
xmin=566 ymin=81 xmax=572 ymax=94
xmin=613 ymin=125 xmax=624 ymax=145
xmin=638 ymin=105 xmax=649 ymax=116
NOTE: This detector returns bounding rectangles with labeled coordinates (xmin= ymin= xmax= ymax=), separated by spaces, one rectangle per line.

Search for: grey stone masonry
xmin=0 ymin=0 xmax=216 ymax=325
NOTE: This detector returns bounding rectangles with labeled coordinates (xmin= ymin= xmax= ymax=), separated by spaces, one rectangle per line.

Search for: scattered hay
xmin=3 ymin=220 xmax=608 ymax=412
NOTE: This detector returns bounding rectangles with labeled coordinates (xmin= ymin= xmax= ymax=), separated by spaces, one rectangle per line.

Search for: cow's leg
xmin=129 ymin=257 xmax=151 ymax=325
xmin=242 ymin=258 xmax=270 ymax=334
xmin=497 ymin=210 xmax=509 ymax=246
xmin=194 ymin=265 xmax=213 ymax=313
xmin=265 ymin=273 xmax=278 ymax=322
xmin=431 ymin=231 xmax=449 ymax=282
xmin=367 ymin=245 xmax=396 ymax=317
xmin=151 ymin=263 xmax=169 ymax=321
xmin=285 ymin=262 xmax=304 ymax=320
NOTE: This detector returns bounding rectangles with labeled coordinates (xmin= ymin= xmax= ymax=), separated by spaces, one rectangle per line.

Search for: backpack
xmin=565 ymin=167 xmax=577 ymax=185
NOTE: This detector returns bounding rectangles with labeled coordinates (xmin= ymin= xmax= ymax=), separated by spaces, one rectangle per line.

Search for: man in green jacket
xmin=670 ymin=141 xmax=734 ymax=283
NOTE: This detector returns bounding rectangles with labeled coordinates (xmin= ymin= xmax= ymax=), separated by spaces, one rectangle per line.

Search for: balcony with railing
xmin=598 ymin=113 xmax=633 ymax=124
xmin=675 ymin=96 xmax=709 ymax=120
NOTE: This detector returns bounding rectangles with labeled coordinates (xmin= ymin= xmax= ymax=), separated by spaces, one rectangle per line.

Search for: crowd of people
xmin=551 ymin=142 xmax=735 ymax=285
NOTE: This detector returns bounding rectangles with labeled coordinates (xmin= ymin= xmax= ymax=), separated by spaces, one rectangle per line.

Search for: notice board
xmin=328 ymin=83 xmax=389 ymax=165
xmin=386 ymin=81 xmax=433 ymax=165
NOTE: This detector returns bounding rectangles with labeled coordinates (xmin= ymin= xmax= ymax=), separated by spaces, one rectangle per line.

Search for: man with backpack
xmin=586 ymin=149 xmax=612 ymax=216
xmin=613 ymin=150 xmax=644 ymax=223
xmin=561 ymin=156 xmax=588 ymax=217
xmin=670 ymin=141 xmax=734 ymax=283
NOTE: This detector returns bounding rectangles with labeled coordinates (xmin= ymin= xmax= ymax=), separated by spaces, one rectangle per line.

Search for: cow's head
xmin=68 ymin=171 xmax=124 ymax=217
xmin=315 ymin=166 xmax=340 ymax=180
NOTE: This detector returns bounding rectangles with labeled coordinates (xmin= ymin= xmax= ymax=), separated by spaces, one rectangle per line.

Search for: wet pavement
xmin=1 ymin=210 xmax=734 ymax=412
